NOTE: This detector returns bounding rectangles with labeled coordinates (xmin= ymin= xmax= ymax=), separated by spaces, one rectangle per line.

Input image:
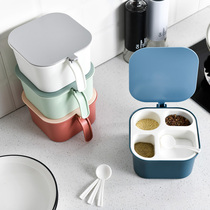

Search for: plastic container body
xmin=129 ymin=107 xmax=200 ymax=178
xmin=132 ymin=153 xmax=196 ymax=179
xmin=12 ymin=45 xmax=91 ymax=92
xmin=15 ymin=63 xmax=94 ymax=119
xmin=22 ymin=89 xmax=97 ymax=142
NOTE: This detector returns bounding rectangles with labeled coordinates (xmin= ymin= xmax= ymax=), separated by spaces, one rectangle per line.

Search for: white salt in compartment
xmin=130 ymin=108 xmax=200 ymax=161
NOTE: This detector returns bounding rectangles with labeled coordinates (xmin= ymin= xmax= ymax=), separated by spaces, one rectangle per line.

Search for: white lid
xmin=8 ymin=13 xmax=92 ymax=67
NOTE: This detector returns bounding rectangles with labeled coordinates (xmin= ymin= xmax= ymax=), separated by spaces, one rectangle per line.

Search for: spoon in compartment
xmin=160 ymin=135 xmax=200 ymax=153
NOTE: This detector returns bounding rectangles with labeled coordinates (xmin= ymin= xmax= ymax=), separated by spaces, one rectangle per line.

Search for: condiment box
xmin=129 ymin=47 xmax=201 ymax=179
xmin=15 ymin=63 xmax=95 ymax=119
xmin=8 ymin=13 xmax=92 ymax=92
xmin=22 ymin=89 xmax=97 ymax=142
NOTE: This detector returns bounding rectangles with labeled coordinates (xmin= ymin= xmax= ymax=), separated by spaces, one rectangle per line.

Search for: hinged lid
xmin=8 ymin=13 xmax=92 ymax=67
xmin=129 ymin=47 xmax=199 ymax=106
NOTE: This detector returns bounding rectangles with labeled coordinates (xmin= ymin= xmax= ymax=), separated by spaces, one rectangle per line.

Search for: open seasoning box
xmin=22 ymin=89 xmax=97 ymax=142
xmin=129 ymin=47 xmax=201 ymax=179
xmin=15 ymin=63 xmax=95 ymax=119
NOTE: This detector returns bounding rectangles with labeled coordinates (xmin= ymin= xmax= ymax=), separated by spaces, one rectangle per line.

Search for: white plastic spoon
xmin=160 ymin=135 xmax=200 ymax=153
xmin=79 ymin=165 xmax=104 ymax=201
xmin=87 ymin=179 xmax=101 ymax=205
xmin=79 ymin=178 xmax=99 ymax=200
xmin=97 ymin=164 xmax=112 ymax=207
xmin=67 ymin=58 xmax=86 ymax=92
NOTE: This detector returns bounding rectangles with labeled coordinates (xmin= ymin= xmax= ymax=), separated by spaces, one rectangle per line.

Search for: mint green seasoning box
xmin=15 ymin=63 xmax=94 ymax=119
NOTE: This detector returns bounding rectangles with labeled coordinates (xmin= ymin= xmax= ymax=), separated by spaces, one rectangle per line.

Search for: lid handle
xmin=71 ymin=89 xmax=90 ymax=119
xmin=67 ymin=56 xmax=87 ymax=92
xmin=76 ymin=116 xmax=93 ymax=142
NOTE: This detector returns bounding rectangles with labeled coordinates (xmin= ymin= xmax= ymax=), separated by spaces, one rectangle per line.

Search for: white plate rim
xmin=0 ymin=154 xmax=58 ymax=210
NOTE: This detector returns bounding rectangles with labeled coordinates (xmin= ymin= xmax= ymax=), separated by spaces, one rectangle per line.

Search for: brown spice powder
xmin=136 ymin=119 xmax=159 ymax=130
xmin=134 ymin=142 xmax=154 ymax=158
xmin=165 ymin=114 xmax=191 ymax=126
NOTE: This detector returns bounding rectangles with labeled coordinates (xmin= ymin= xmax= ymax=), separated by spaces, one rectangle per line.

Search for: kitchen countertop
xmin=1 ymin=7 xmax=210 ymax=210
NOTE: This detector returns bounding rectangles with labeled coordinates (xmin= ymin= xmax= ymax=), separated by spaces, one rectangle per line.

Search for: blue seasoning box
xmin=129 ymin=47 xmax=201 ymax=178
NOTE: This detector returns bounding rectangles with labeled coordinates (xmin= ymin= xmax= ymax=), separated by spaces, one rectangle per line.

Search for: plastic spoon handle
xmin=67 ymin=58 xmax=86 ymax=92
xmin=76 ymin=116 xmax=93 ymax=142
xmin=97 ymin=179 xmax=105 ymax=207
xmin=87 ymin=179 xmax=101 ymax=205
xmin=72 ymin=90 xmax=90 ymax=119
xmin=175 ymin=145 xmax=201 ymax=153
xmin=79 ymin=179 xmax=99 ymax=200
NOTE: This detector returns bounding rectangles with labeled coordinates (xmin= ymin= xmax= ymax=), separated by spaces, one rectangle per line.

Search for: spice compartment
xmin=132 ymin=110 xmax=161 ymax=131
xmin=164 ymin=110 xmax=194 ymax=126
xmin=131 ymin=134 xmax=156 ymax=159
xmin=130 ymin=107 xmax=199 ymax=160
xmin=158 ymin=129 xmax=198 ymax=159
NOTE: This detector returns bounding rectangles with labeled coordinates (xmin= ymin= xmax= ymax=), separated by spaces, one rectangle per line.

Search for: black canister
xmin=123 ymin=0 xmax=147 ymax=63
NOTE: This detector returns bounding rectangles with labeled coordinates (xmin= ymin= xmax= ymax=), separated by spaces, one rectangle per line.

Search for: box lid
xmin=129 ymin=47 xmax=199 ymax=106
xmin=8 ymin=13 xmax=92 ymax=67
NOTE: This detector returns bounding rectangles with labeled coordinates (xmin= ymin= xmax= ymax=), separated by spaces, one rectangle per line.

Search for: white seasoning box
xmin=8 ymin=13 xmax=92 ymax=93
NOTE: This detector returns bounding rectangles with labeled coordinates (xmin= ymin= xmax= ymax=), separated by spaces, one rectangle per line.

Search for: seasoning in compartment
xmin=136 ymin=119 xmax=159 ymax=130
xmin=134 ymin=142 xmax=154 ymax=158
xmin=165 ymin=114 xmax=191 ymax=126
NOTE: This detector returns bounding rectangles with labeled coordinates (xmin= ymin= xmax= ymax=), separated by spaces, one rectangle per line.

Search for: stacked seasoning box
xmin=8 ymin=13 xmax=97 ymax=142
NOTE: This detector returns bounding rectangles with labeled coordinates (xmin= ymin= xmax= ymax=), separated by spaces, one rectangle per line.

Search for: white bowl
xmin=0 ymin=155 xmax=58 ymax=210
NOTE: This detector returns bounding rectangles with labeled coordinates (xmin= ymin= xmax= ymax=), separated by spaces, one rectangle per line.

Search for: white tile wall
xmin=0 ymin=53 xmax=16 ymax=117
xmin=0 ymin=38 xmax=23 ymax=108
xmin=168 ymin=0 xmax=200 ymax=25
xmin=199 ymin=0 xmax=210 ymax=10
xmin=0 ymin=0 xmax=40 ymax=34
xmin=0 ymin=0 xmax=210 ymax=117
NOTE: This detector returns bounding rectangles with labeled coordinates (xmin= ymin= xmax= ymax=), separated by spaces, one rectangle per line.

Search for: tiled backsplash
xmin=0 ymin=0 xmax=210 ymax=118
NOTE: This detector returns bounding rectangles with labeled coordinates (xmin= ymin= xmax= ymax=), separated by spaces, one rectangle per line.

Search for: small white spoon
xmin=79 ymin=164 xmax=112 ymax=205
xmin=87 ymin=178 xmax=101 ymax=205
xmin=79 ymin=178 xmax=99 ymax=200
xmin=160 ymin=135 xmax=200 ymax=153
xmin=96 ymin=164 xmax=112 ymax=207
